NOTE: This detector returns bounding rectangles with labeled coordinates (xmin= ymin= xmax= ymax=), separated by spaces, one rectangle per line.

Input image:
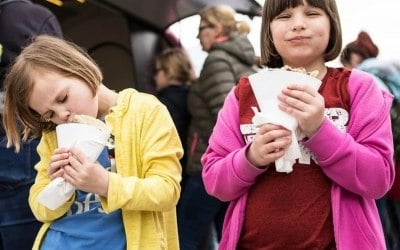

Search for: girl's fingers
xmin=248 ymin=131 xmax=292 ymax=167
xmin=50 ymin=151 xmax=69 ymax=162
xmin=281 ymin=87 xmax=315 ymax=105
xmin=286 ymin=84 xmax=317 ymax=95
xmin=69 ymin=147 xmax=87 ymax=164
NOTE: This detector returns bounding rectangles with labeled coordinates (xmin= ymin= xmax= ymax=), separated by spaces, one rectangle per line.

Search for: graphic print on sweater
xmin=236 ymin=67 xmax=351 ymax=166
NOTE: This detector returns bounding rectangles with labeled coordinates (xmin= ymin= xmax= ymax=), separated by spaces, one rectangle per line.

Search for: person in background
xmin=2 ymin=35 xmax=182 ymax=250
xmin=154 ymin=47 xmax=192 ymax=189
xmin=340 ymin=31 xmax=378 ymax=69
xmin=341 ymin=30 xmax=400 ymax=250
xmin=178 ymin=4 xmax=257 ymax=250
xmin=201 ymin=0 xmax=394 ymax=249
xmin=340 ymin=31 xmax=400 ymax=94
xmin=0 ymin=1 xmax=62 ymax=249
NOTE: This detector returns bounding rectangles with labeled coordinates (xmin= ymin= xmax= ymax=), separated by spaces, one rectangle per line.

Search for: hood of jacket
xmin=210 ymin=32 xmax=256 ymax=66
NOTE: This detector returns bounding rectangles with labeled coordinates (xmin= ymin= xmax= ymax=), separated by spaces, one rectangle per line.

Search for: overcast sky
xmin=333 ymin=0 xmax=400 ymax=65
xmin=171 ymin=0 xmax=400 ymax=74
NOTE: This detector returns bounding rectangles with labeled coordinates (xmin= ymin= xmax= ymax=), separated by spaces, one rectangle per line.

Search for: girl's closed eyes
xmin=41 ymin=90 xmax=68 ymax=120
xmin=2 ymin=35 xmax=183 ymax=250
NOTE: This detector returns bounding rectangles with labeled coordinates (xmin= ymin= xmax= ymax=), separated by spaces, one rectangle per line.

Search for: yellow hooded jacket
xmin=30 ymin=89 xmax=183 ymax=250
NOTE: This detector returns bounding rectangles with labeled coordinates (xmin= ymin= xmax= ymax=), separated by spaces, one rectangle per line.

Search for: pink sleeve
xmin=201 ymin=88 xmax=266 ymax=202
xmin=304 ymin=69 xmax=395 ymax=199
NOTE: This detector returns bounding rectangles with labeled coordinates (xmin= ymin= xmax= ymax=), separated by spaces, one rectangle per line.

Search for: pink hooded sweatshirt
xmin=201 ymin=69 xmax=394 ymax=250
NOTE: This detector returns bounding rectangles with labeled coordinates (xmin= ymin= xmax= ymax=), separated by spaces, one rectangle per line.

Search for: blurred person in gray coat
xmin=177 ymin=4 xmax=257 ymax=250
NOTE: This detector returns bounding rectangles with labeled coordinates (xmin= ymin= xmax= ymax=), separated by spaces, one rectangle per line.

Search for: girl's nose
xmin=54 ymin=109 xmax=71 ymax=123
xmin=292 ymin=23 xmax=306 ymax=31
xmin=291 ymin=15 xmax=306 ymax=31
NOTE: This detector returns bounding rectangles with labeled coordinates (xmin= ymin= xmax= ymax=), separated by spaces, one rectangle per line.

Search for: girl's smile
xmin=286 ymin=36 xmax=311 ymax=45
xmin=271 ymin=3 xmax=330 ymax=70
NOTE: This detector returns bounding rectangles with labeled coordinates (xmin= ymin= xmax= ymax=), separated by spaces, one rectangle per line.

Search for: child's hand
xmin=278 ymin=84 xmax=325 ymax=137
xmin=48 ymin=148 xmax=70 ymax=180
xmin=63 ymin=147 xmax=109 ymax=197
xmin=247 ymin=124 xmax=292 ymax=168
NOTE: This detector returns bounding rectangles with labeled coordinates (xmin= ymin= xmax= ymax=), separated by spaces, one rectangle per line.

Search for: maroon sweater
xmin=236 ymin=68 xmax=351 ymax=249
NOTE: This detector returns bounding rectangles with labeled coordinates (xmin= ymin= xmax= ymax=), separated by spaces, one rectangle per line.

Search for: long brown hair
xmin=260 ymin=0 xmax=342 ymax=68
xmin=2 ymin=35 xmax=102 ymax=152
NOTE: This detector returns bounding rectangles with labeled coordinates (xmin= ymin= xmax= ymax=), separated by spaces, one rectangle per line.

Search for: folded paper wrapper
xmin=38 ymin=123 xmax=110 ymax=210
xmin=249 ymin=69 xmax=322 ymax=173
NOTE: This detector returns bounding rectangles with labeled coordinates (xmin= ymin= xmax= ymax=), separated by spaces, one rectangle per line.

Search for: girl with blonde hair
xmin=3 ymin=35 xmax=182 ymax=250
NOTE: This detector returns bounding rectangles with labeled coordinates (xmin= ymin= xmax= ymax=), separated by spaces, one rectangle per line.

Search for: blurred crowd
xmin=1 ymin=0 xmax=400 ymax=250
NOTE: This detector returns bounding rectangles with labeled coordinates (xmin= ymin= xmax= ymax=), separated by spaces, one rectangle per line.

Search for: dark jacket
xmin=157 ymin=84 xmax=190 ymax=172
xmin=0 ymin=0 xmax=62 ymax=226
xmin=186 ymin=32 xmax=256 ymax=175
xmin=0 ymin=0 xmax=63 ymax=87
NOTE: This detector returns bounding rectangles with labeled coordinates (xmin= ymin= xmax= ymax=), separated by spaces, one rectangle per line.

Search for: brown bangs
xmin=261 ymin=0 xmax=342 ymax=67
xmin=269 ymin=0 xmax=329 ymax=20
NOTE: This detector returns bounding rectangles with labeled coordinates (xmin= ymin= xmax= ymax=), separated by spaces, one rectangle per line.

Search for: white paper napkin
xmin=38 ymin=123 xmax=110 ymax=210
xmin=252 ymin=107 xmax=300 ymax=173
xmin=38 ymin=177 xmax=76 ymax=210
xmin=248 ymin=69 xmax=322 ymax=173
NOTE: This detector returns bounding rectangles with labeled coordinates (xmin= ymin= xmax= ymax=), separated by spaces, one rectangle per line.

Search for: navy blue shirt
xmin=0 ymin=0 xmax=62 ymax=226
